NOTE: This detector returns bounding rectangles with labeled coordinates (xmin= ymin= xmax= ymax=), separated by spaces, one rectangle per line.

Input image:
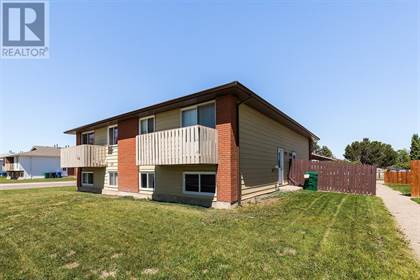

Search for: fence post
xmin=411 ymin=160 xmax=420 ymax=198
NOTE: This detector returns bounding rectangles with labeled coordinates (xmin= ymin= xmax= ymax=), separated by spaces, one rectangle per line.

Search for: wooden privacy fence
xmin=411 ymin=160 xmax=420 ymax=198
xmin=289 ymin=160 xmax=376 ymax=195
xmin=384 ymin=170 xmax=412 ymax=185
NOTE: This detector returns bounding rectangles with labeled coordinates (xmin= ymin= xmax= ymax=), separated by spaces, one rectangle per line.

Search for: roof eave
xmin=63 ymin=81 xmax=319 ymax=141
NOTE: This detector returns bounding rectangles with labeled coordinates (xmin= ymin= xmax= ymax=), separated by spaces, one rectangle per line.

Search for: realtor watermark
xmin=1 ymin=0 xmax=49 ymax=59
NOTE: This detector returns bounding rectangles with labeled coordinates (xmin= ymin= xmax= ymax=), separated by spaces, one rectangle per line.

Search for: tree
xmin=410 ymin=134 xmax=420 ymax=160
xmin=318 ymin=146 xmax=333 ymax=158
xmin=395 ymin=149 xmax=410 ymax=169
xmin=343 ymin=138 xmax=397 ymax=168
xmin=312 ymin=141 xmax=334 ymax=158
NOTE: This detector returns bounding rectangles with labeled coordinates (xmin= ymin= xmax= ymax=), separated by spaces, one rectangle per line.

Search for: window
xmin=82 ymin=172 xmax=93 ymax=186
xmin=140 ymin=172 xmax=155 ymax=190
xmin=181 ymin=102 xmax=215 ymax=128
xmin=109 ymin=172 xmax=118 ymax=186
xmin=140 ymin=117 xmax=155 ymax=134
xmin=183 ymin=172 xmax=216 ymax=195
xmin=108 ymin=126 xmax=118 ymax=145
xmin=182 ymin=108 xmax=198 ymax=127
xmin=81 ymin=131 xmax=94 ymax=145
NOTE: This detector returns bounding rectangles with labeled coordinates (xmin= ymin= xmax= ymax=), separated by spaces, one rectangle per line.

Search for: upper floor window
xmin=140 ymin=117 xmax=155 ymax=134
xmin=108 ymin=125 xmax=118 ymax=145
xmin=181 ymin=102 xmax=215 ymax=128
xmin=81 ymin=131 xmax=94 ymax=145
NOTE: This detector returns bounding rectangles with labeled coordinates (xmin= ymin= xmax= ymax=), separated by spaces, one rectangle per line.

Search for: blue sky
xmin=1 ymin=0 xmax=418 ymax=158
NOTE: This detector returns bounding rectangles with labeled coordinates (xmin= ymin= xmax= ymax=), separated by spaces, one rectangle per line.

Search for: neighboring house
xmin=1 ymin=146 xmax=65 ymax=179
xmin=310 ymin=153 xmax=336 ymax=161
xmin=61 ymin=82 xmax=318 ymax=208
xmin=0 ymin=158 xmax=4 ymax=173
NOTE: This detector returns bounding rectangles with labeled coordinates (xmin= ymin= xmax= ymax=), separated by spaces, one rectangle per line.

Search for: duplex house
xmin=2 ymin=146 xmax=64 ymax=179
xmin=61 ymin=82 xmax=318 ymax=208
xmin=0 ymin=158 xmax=4 ymax=174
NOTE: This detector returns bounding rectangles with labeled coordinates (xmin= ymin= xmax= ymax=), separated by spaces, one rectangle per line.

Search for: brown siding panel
xmin=239 ymin=104 xmax=310 ymax=190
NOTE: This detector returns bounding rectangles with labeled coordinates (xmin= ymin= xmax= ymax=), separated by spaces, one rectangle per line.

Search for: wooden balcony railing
xmin=136 ymin=125 xmax=217 ymax=165
xmin=61 ymin=145 xmax=107 ymax=168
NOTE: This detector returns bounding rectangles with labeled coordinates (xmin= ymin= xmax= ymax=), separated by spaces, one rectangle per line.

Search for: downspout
xmin=236 ymin=96 xmax=252 ymax=206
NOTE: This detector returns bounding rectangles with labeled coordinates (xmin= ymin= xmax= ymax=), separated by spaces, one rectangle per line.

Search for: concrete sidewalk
xmin=0 ymin=181 xmax=75 ymax=190
xmin=376 ymin=182 xmax=420 ymax=260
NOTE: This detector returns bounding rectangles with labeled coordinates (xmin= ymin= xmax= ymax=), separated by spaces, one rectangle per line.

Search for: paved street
xmin=0 ymin=181 xmax=75 ymax=191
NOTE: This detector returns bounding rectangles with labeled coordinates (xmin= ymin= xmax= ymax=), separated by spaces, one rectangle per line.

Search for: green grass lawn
xmin=386 ymin=183 xmax=412 ymax=196
xmin=0 ymin=177 xmax=75 ymax=184
xmin=412 ymin=198 xmax=420 ymax=205
xmin=0 ymin=187 xmax=418 ymax=279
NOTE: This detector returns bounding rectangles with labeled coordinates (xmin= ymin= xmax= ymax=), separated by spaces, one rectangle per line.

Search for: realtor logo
xmin=1 ymin=0 xmax=49 ymax=58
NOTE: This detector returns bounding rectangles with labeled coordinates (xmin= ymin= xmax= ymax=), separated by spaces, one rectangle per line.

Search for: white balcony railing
xmin=61 ymin=145 xmax=107 ymax=168
xmin=136 ymin=125 xmax=217 ymax=165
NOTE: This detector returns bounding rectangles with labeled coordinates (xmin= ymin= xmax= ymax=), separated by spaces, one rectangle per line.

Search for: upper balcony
xmin=136 ymin=125 xmax=218 ymax=166
xmin=4 ymin=163 xmax=21 ymax=172
xmin=61 ymin=145 xmax=107 ymax=168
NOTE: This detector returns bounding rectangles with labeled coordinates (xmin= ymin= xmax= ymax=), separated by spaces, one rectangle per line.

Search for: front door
xmin=277 ymin=148 xmax=285 ymax=185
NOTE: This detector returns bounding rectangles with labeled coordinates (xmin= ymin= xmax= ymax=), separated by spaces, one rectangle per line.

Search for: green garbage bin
xmin=304 ymin=171 xmax=318 ymax=191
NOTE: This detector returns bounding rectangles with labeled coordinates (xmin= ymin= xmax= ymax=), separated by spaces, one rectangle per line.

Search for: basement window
xmin=82 ymin=172 xmax=93 ymax=186
xmin=183 ymin=172 xmax=216 ymax=195
xmin=140 ymin=172 xmax=155 ymax=190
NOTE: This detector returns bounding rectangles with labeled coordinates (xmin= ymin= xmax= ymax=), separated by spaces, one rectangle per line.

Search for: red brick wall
xmin=118 ymin=118 xmax=139 ymax=192
xmin=216 ymin=94 xmax=240 ymax=203
xmin=76 ymin=132 xmax=81 ymax=188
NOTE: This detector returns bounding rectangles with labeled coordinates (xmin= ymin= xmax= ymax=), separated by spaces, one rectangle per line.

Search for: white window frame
xmin=81 ymin=131 xmax=95 ymax=145
xmin=108 ymin=171 xmax=118 ymax=186
xmin=180 ymin=100 xmax=216 ymax=128
xmin=138 ymin=116 xmax=156 ymax=135
xmin=81 ymin=171 xmax=94 ymax=186
xmin=107 ymin=125 xmax=118 ymax=146
xmin=182 ymin=171 xmax=216 ymax=196
xmin=139 ymin=171 xmax=155 ymax=191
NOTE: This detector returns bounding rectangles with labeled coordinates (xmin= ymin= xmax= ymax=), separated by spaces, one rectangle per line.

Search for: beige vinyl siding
xmin=82 ymin=167 xmax=105 ymax=190
xmin=239 ymin=104 xmax=309 ymax=193
xmin=155 ymin=109 xmax=180 ymax=131
xmin=153 ymin=165 xmax=216 ymax=199
xmin=94 ymin=127 xmax=107 ymax=145
xmin=105 ymin=146 xmax=118 ymax=188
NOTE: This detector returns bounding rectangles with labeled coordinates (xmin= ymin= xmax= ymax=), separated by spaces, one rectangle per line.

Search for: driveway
xmin=376 ymin=182 xmax=420 ymax=259
xmin=0 ymin=181 xmax=75 ymax=191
